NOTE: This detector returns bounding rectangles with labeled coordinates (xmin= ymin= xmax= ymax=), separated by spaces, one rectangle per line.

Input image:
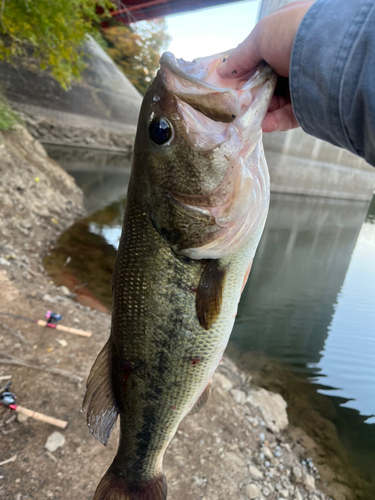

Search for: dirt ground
xmin=0 ymin=127 xmax=349 ymax=500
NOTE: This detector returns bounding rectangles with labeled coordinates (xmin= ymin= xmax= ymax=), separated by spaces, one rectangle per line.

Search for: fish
xmin=83 ymin=50 xmax=277 ymax=500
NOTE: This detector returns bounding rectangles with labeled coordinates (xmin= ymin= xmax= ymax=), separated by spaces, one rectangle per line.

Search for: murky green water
xmin=45 ymin=145 xmax=375 ymax=495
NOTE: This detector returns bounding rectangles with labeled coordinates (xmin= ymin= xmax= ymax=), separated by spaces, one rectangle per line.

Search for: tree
xmin=102 ymin=19 xmax=171 ymax=95
xmin=0 ymin=0 xmax=112 ymax=89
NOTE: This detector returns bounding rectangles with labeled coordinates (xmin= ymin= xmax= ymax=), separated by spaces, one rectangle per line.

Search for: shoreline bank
xmin=0 ymin=127 xmax=348 ymax=500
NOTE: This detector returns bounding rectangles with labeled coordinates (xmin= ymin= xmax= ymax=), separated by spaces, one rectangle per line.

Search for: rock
xmin=263 ymin=447 xmax=273 ymax=460
xmin=0 ymin=257 xmax=10 ymax=266
xmin=249 ymin=465 xmax=263 ymax=480
xmin=279 ymin=489 xmax=289 ymax=498
xmin=56 ymin=338 xmax=68 ymax=347
xmin=230 ymin=389 xmax=247 ymax=404
xmin=213 ymin=373 xmax=233 ymax=391
xmin=309 ymin=496 xmax=320 ymax=500
xmin=42 ymin=294 xmax=56 ymax=303
xmin=192 ymin=475 xmax=206 ymax=486
xmin=246 ymin=389 xmax=288 ymax=433
xmin=291 ymin=466 xmax=303 ymax=483
xmin=32 ymin=139 xmax=47 ymax=157
xmin=263 ymin=486 xmax=271 ymax=497
xmin=280 ymin=475 xmax=291 ymax=489
xmin=265 ymin=482 xmax=274 ymax=493
xmin=246 ymin=483 xmax=261 ymax=499
xmin=303 ymin=472 xmax=315 ymax=491
xmin=45 ymin=431 xmax=65 ymax=452
xmin=59 ymin=285 xmax=71 ymax=296
xmin=225 ymin=452 xmax=246 ymax=468
xmin=294 ymin=489 xmax=303 ymax=500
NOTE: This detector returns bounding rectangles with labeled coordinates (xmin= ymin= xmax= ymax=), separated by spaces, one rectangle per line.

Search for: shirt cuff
xmin=290 ymin=0 xmax=375 ymax=155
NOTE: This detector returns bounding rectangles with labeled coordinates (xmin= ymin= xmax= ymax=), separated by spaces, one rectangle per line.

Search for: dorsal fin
xmin=82 ymin=338 xmax=119 ymax=445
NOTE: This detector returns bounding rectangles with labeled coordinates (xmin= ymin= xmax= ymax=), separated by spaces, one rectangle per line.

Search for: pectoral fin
xmin=196 ymin=260 xmax=227 ymax=330
xmin=82 ymin=338 xmax=119 ymax=446
xmin=189 ymin=379 xmax=212 ymax=415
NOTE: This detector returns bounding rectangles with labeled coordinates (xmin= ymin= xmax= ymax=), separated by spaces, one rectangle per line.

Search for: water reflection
xmin=44 ymin=144 xmax=131 ymax=214
xmin=44 ymin=201 xmax=123 ymax=311
xmin=232 ymin=194 xmax=368 ymax=367
xmin=314 ymin=220 xmax=375 ymax=421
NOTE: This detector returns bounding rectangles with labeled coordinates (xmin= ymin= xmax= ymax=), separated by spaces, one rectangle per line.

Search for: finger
xmin=262 ymin=103 xmax=299 ymax=133
xmin=267 ymin=94 xmax=288 ymax=113
xmin=217 ymin=24 xmax=262 ymax=79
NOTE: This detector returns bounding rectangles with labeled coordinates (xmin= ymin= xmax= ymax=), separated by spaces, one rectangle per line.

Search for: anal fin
xmin=82 ymin=338 xmax=119 ymax=445
xmin=189 ymin=378 xmax=212 ymax=416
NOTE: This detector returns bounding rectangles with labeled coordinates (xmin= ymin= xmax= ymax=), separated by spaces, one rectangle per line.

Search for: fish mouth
xmin=159 ymin=51 xmax=275 ymax=125
xmin=156 ymin=51 xmax=277 ymax=259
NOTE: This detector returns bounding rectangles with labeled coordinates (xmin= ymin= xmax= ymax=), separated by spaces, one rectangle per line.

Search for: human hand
xmin=217 ymin=1 xmax=315 ymax=132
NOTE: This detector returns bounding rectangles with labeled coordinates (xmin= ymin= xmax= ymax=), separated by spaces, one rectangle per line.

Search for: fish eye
xmin=148 ymin=117 xmax=172 ymax=145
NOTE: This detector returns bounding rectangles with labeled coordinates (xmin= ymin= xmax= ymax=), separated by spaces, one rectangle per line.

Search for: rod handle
xmin=37 ymin=320 xmax=92 ymax=337
xmin=16 ymin=405 xmax=68 ymax=429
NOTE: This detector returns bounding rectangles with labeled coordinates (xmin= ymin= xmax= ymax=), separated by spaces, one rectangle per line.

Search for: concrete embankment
xmin=0 ymin=37 xmax=142 ymax=152
xmin=263 ymin=129 xmax=375 ymax=202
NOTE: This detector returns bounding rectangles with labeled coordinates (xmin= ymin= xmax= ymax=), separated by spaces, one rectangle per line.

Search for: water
xmin=45 ymin=144 xmax=132 ymax=215
xmin=45 ymin=145 xmax=375 ymax=493
xmin=229 ymin=193 xmax=375 ymax=487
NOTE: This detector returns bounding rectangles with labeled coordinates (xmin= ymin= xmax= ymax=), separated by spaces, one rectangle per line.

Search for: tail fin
xmin=92 ymin=468 xmax=167 ymax=500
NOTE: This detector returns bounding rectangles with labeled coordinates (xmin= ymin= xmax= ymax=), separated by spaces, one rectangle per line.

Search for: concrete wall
xmin=258 ymin=0 xmax=375 ymax=200
xmin=263 ymin=130 xmax=375 ymax=201
xmin=0 ymin=37 xmax=142 ymax=151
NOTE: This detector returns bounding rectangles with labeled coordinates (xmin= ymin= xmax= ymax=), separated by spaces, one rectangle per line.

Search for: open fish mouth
xmin=160 ymin=51 xmax=275 ymax=126
xmin=155 ymin=51 xmax=277 ymax=260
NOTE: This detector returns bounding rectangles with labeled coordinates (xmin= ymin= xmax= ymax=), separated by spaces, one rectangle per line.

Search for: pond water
xmin=45 ymin=145 xmax=375 ymax=494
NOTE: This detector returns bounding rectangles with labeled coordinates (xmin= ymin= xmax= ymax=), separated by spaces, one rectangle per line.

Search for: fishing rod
xmin=0 ymin=381 xmax=68 ymax=429
xmin=0 ymin=311 xmax=92 ymax=338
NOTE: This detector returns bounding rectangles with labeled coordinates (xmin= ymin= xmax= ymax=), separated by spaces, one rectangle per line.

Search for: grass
xmin=0 ymin=91 xmax=22 ymax=131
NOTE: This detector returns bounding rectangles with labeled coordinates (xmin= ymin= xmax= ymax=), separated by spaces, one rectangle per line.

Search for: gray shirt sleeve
xmin=290 ymin=0 xmax=375 ymax=166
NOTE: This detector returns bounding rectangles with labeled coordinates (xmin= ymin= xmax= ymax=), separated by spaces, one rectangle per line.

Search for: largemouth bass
xmin=83 ymin=51 xmax=276 ymax=500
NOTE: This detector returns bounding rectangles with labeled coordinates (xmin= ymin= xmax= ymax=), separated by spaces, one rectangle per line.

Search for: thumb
xmin=217 ymin=28 xmax=261 ymax=79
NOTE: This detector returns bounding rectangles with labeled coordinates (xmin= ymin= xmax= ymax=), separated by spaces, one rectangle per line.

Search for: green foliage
xmin=0 ymin=0 xmax=113 ymax=89
xmin=102 ymin=20 xmax=171 ymax=95
xmin=0 ymin=91 xmax=21 ymax=130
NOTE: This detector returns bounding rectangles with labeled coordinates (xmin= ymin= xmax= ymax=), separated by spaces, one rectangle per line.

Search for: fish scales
xmin=84 ymin=51 xmax=276 ymax=500
xmin=111 ymin=198 xmax=239 ymax=474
